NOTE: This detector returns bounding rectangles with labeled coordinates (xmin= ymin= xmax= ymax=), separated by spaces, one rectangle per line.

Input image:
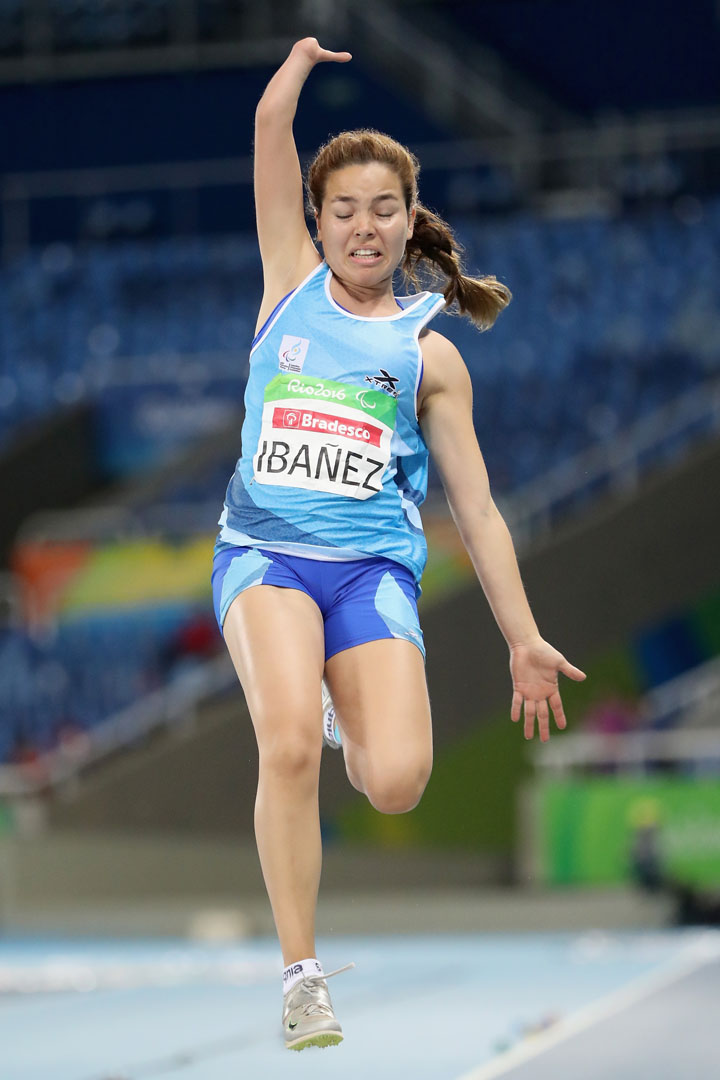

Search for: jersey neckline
xmin=323 ymin=266 xmax=435 ymax=322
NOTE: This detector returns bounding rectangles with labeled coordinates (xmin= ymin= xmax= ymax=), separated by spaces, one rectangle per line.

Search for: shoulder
xmin=418 ymin=329 xmax=471 ymax=411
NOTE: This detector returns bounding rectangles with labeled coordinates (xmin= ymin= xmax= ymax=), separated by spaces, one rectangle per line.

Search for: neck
xmin=328 ymin=269 xmax=399 ymax=316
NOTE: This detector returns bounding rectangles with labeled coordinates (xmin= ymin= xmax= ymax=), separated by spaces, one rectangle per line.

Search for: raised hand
xmin=292 ymin=37 xmax=352 ymax=68
xmin=509 ymin=637 xmax=586 ymax=742
xmin=253 ymin=37 xmax=352 ymax=303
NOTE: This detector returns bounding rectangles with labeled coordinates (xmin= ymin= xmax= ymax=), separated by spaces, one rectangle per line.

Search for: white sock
xmin=283 ymin=957 xmax=324 ymax=995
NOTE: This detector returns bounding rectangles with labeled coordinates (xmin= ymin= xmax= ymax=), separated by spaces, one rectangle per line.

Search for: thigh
xmin=324 ymin=637 xmax=432 ymax=772
xmin=223 ymin=583 xmax=325 ymax=749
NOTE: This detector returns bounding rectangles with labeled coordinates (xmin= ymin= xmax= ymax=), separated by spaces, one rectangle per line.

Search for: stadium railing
xmin=0 ymin=648 xmax=235 ymax=797
xmin=500 ymin=376 xmax=720 ymax=547
xmin=529 ymin=655 xmax=720 ymax=777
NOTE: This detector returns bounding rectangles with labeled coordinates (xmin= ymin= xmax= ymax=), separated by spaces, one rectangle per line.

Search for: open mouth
xmin=349 ymin=248 xmax=382 ymax=262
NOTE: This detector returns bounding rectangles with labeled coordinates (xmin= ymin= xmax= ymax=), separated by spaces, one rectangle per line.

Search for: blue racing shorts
xmin=211 ymin=542 xmax=425 ymax=662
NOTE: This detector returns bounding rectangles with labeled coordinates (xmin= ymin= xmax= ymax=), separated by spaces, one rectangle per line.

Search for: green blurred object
xmin=537 ymin=778 xmax=720 ymax=886
xmin=691 ymin=585 xmax=720 ymax=656
xmin=0 ymin=804 xmax=13 ymax=835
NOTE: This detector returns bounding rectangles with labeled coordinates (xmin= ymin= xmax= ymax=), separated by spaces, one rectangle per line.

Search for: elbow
xmin=450 ymin=493 xmax=498 ymax=536
xmin=255 ymin=97 xmax=273 ymax=125
xmin=255 ymin=96 xmax=291 ymax=128
xmin=486 ymin=497 xmax=508 ymax=532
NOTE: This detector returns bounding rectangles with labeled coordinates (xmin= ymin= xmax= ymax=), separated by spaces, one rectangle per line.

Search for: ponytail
xmin=404 ymin=204 xmax=512 ymax=331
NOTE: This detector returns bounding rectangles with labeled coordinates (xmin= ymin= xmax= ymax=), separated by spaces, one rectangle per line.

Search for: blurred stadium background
xmin=0 ymin=2 xmax=720 ymax=1068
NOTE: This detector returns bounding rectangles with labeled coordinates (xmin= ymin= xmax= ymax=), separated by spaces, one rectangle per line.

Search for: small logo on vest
xmin=365 ymin=368 xmax=399 ymax=398
xmin=279 ymin=335 xmax=310 ymax=373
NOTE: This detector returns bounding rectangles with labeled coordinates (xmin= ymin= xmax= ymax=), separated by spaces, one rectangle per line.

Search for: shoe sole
xmin=286 ymin=1032 xmax=344 ymax=1051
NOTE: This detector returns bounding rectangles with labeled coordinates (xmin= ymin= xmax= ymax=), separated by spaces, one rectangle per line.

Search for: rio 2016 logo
xmin=287 ymin=379 xmax=346 ymax=401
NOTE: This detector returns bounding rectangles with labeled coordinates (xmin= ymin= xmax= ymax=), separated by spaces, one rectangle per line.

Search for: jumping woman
xmin=211 ymin=38 xmax=586 ymax=1051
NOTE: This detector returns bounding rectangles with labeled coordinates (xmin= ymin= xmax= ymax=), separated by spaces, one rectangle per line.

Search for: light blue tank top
xmin=218 ymin=261 xmax=446 ymax=586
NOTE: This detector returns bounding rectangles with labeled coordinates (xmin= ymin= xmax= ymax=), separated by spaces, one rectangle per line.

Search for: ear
xmin=315 ymin=211 xmax=322 ymax=243
xmin=407 ymin=204 xmax=416 ymax=239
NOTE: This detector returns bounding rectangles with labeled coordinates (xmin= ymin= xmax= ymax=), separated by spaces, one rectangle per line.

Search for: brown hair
xmin=306 ymin=129 xmax=511 ymax=331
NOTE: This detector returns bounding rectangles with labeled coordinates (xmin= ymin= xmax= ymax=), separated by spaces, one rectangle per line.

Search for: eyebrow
xmin=329 ymin=192 xmax=401 ymax=204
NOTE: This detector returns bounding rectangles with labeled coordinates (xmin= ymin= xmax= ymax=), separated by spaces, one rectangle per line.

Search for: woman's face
xmin=316 ymin=162 xmax=415 ymax=286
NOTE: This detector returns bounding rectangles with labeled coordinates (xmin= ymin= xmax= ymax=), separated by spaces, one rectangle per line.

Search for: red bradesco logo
xmin=272 ymin=406 xmax=382 ymax=446
xmin=276 ymin=408 xmax=300 ymax=428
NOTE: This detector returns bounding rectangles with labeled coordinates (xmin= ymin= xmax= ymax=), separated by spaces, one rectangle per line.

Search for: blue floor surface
xmin=1 ymin=930 xmax=717 ymax=1080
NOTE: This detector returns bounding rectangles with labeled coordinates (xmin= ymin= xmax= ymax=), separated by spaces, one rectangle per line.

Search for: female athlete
xmin=211 ymin=38 xmax=587 ymax=1051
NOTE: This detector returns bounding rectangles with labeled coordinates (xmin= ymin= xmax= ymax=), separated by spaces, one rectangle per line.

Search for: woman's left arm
xmin=418 ymin=332 xmax=586 ymax=740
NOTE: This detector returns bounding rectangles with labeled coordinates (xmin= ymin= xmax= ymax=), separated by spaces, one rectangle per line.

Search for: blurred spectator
xmin=583 ymin=695 xmax=644 ymax=736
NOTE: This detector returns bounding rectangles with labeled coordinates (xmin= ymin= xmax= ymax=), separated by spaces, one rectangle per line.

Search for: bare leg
xmin=324 ymin=638 xmax=433 ymax=814
xmin=223 ymin=585 xmax=325 ymax=965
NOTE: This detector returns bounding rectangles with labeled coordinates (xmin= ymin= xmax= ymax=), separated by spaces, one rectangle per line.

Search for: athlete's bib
xmin=253 ymin=374 xmax=396 ymax=500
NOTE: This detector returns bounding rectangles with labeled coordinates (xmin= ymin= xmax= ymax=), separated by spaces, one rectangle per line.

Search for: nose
xmin=354 ymin=215 xmax=375 ymax=236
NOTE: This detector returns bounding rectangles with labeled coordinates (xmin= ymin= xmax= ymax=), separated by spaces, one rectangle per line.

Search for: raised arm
xmin=418 ymin=331 xmax=586 ymax=740
xmin=253 ymin=38 xmax=351 ymax=330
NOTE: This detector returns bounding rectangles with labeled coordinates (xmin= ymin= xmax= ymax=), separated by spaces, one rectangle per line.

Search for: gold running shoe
xmin=282 ymin=962 xmax=355 ymax=1051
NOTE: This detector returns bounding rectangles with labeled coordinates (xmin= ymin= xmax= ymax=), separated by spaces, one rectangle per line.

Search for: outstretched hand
xmin=509 ymin=638 xmax=586 ymax=742
xmin=292 ymin=38 xmax=352 ymax=67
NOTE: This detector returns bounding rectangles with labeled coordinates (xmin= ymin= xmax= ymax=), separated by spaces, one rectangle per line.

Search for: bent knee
xmin=364 ymin=760 xmax=432 ymax=815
